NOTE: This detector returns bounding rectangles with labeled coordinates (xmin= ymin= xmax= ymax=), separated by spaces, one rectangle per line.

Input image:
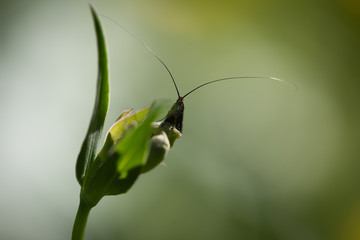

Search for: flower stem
xmin=72 ymin=199 xmax=92 ymax=240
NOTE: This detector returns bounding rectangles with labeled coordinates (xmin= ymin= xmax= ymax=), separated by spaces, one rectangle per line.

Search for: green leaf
xmin=115 ymin=104 xmax=164 ymax=178
xmin=76 ymin=6 xmax=109 ymax=185
xmin=96 ymin=108 xmax=150 ymax=161
xmin=79 ymin=104 xmax=167 ymax=206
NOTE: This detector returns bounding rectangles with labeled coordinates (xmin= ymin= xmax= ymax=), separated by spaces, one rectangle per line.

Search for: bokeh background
xmin=1 ymin=0 xmax=360 ymax=239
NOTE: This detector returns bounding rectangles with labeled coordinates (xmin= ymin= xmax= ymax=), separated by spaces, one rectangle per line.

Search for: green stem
xmin=72 ymin=199 xmax=92 ymax=240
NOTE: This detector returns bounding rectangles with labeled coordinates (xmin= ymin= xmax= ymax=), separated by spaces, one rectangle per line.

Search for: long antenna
xmin=182 ymin=76 xmax=297 ymax=99
xmin=100 ymin=15 xmax=297 ymax=100
xmin=101 ymin=15 xmax=181 ymax=98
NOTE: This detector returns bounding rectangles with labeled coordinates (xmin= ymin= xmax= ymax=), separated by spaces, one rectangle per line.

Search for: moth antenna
xmin=182 ymin=76 xmax=297 ymax=99
xmin=100 ymin=15 xmax=181 ymax=98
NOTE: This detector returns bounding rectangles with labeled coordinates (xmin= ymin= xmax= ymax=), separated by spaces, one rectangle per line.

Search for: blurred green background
xmin=1 ymin=0 xmax=360 ymax=239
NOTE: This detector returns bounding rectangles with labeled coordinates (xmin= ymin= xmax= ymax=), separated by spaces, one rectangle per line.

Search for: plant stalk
xmin=72 ymin=199 xmax=92 ymax=240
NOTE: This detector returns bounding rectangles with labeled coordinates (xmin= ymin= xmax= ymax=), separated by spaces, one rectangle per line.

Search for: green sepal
xmin=141 ymin=123 xmax=181 ymax=173
xmin=96 ymin=107 xmax=150 ymax=162
xmin=115 ymin=104 xmax=171 ymax=176
xmin=79 ymin=103 xmax=174 ymax=207
xmin=76 ymin=5 xmax=109 ymax=185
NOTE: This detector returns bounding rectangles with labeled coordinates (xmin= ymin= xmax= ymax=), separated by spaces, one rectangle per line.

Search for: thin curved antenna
xmin=100 ymin=15 xmax=181 ymax=98
xmin=182 ymin=76 xmax=297 ymax=99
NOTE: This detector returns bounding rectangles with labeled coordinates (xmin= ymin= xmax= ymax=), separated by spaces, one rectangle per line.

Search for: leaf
xmin=79 ymin=104 xmax=167 ymax=205
xmin=115 ymin=104 xmax=164 ymax=178
xmin=96 ymin=108 xmax=150 ymax=161
xmin=76 ymin=6 xmax=109 ymax=185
